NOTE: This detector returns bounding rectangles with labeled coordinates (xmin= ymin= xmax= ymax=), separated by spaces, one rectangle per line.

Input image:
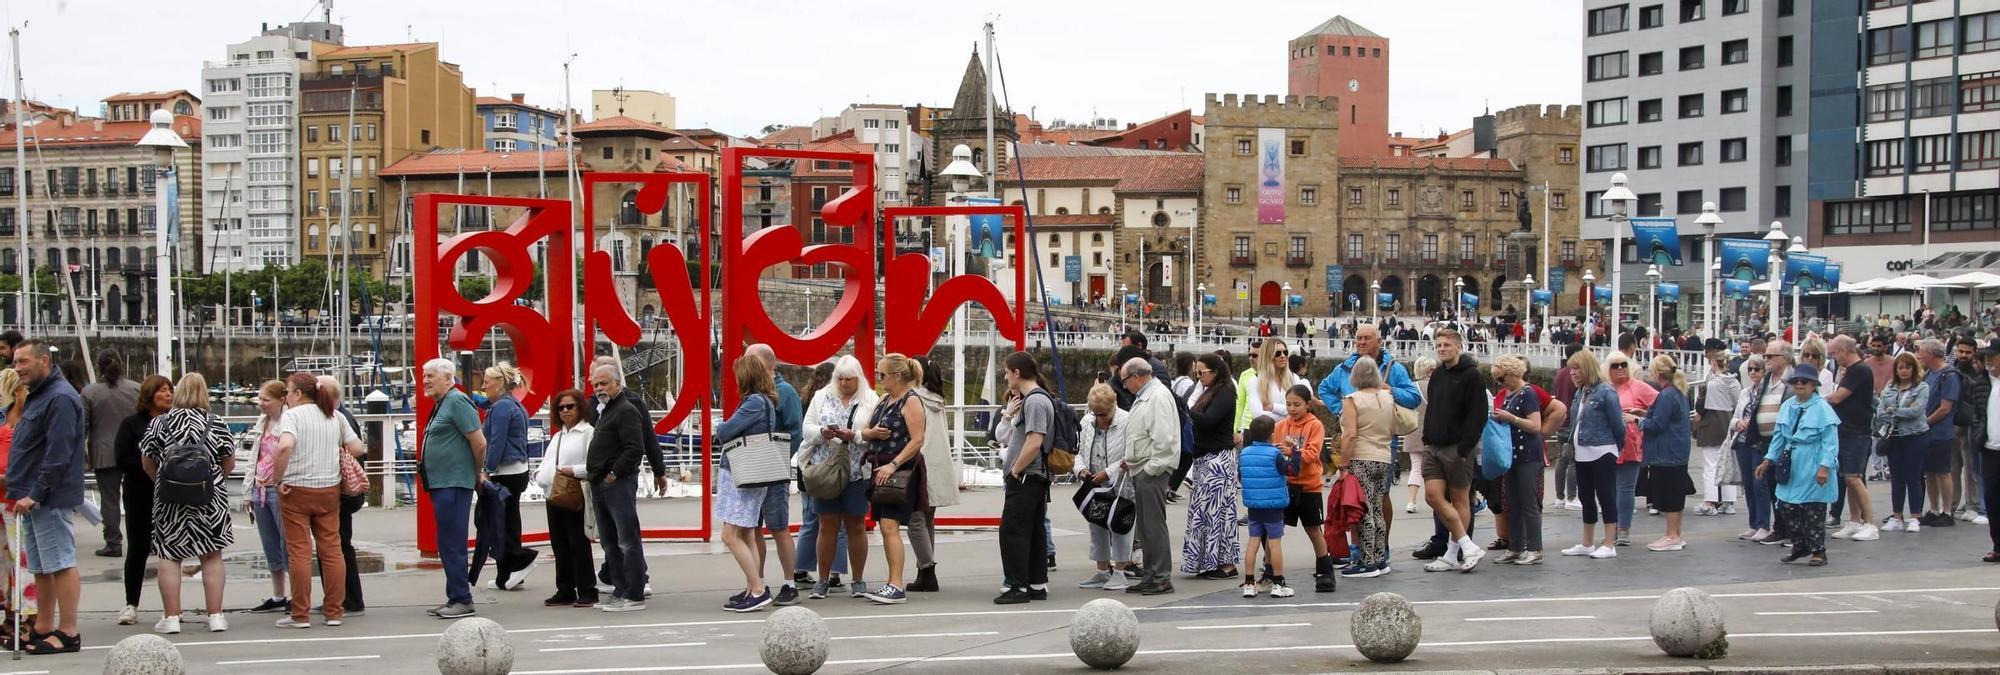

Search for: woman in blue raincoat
xmin=1755 ymin=364 xmax=1842 ymax=567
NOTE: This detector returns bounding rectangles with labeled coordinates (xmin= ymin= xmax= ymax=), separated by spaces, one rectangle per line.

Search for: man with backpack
xmin=995 ymin=352 xmax=1059 ymax=605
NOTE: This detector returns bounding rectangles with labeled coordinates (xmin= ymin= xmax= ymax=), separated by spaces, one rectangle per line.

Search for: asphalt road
xmin=17 ymin=468 xmax=2000 ymax=674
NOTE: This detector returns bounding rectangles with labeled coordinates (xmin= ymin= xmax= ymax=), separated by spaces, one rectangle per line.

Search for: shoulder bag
xmin=546 ymin=433 xmax=585 ymax=511
xmin=721 ymin=395 xmax=794 ymax=488
xmin=801 ymin=404 xmax=857 ymax=500
xmin=869 ymin=394 xmax=918 ymax=509
xmin=1386 ymin=390 xmax=1420 ymax=437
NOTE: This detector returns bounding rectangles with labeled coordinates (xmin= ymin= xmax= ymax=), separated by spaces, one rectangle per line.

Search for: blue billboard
xmin=1630 ymin=217 xmax=1682 ymax=266
xmin=1719 ymin=239 xmax=1772 ymax=281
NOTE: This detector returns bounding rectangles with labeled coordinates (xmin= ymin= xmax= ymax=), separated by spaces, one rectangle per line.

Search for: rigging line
xmin=21 ymin=121 xmax=99 ymax=382
xmin=991 ymin=34 xmax=1070 ymax=397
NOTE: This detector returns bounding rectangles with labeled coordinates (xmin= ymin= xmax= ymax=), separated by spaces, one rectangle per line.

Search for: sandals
xmin=0 ymin=626 xmax=34 ymax=651
xmin=23 ymin=630 xmax=79 ymax=656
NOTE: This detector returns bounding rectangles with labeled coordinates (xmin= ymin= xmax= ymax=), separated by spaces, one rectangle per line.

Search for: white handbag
xmin=721 ymin=395 xmax=793 ymax=488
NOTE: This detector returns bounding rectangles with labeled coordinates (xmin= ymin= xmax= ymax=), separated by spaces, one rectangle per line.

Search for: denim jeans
xmin=1885 ymin=435 xmax=1928 ymax=515
xmin=1734 ymin=445 xmax=1772 ymax=529
xmin=795 ymin=492 xmax=848 ymax=575
xmin=593 ymin=474 xmax=647 ymax=602
xmin=252 ymin=485 xmax=288 ymax=575
xmin=1614 ymin=461 xmax=1642 ymax=531
xmin=429 ymin=487 xmax=473 ymax=605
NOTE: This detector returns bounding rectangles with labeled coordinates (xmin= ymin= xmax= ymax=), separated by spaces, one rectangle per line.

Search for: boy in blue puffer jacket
xmin=1239 ymin=417 xmax=1299 ymax=598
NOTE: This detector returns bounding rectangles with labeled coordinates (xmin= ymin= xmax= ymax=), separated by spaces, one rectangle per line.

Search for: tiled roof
xmin=1031 ymin=213 xmax=1115 ymax=226
xmin=1016 ymin=144 xmax=1187 ymax=158
xmin=0 ymin=114 xmax=200 ymax=148
xmin=662 ymin=134 xmax=716 ymax=152
xmin=1340 ymin=156 xmax=1517 ymax=172
xmin=758 ymin=126 xmax=813 ymax=146
xmin=1016 ymin=154 xmax=1203 ymax=193
xmin=572 ymin=115 xmax=674 ymax=137
xmin=1412 ymin=128 xmax=1471 ymax=152
xmin=104 ymin=90 xmax=194 ymax=103
xmin=1298 ymin=16 xmax=1383 ymax=40
xmin=379 ymin=148 xmax=577 ymax=177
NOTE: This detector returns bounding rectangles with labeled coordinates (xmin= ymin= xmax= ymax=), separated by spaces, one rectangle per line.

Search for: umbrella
xmin=1936 ymin=271 xmax=2000 ymax=288
xmin=1874 ymin=274 xmax=1944 ymax=291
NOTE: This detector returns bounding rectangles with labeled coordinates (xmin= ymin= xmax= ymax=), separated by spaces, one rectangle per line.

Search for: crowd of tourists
xmin=0 ymin=303 xmax=1996 ymax=652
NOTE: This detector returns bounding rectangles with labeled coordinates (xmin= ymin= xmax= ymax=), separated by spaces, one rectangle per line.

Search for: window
xmin=1721 ymin=138 xmax=1747 ymax=162
xmin=1678 ymin=94 xmax=1704 ymax=118
xmin=1384 ymin=234 xmax=1402 ymax=260
xmin=247 ymin=73 xmax=289 ymax=98
xmin=1638 ymin=98 xmax=1663 ymax=122
xmin=493 ymin=139 xmax=516 ymax=152
xmin=1719 ymin=88 xmax=1748 ymax=114
xmin=886 ymin=119 xmax=900 ymax=129
xmin=1776 ymin=135 xmax=1794 ymax=166
xmin=1232 ymin=235 xmax=1250 ymax=260
xmin=1562 ymin=240 xmax=1577 ymax=263
xmin=1589 ymin=5 xmax=1629 ymax=35
xmin=1551 ymin=192 xmax=1567 ymax=209
xmin=1235 ymin=138 xmax=1252 ymax=155
xmin=248 ymin=131 xmax=285 ymax=155
xmin=207 ymin=134 xmax=241 ymax=148
xmin=247 ymin=101 xmax=289 ymax=128
xmin=1722 ymin=39 xmax=1748 ymax=65
xmin=1301 ymin=186 xmax=1317 ymax=205
xmin=366 ymin=123 xmax=376 ymax=140
xmin=1775 ymin=85 xmax=1793 ymax=117
xmin=1498 ymin=191 xmax=1513 ymax=209
xmin=1640 ymin=4 xmax=1664 ymax=29
xmin=1289 ymin=138 xmax=1307 ymax=156
xmin=1719 ymin=187 xmax=1746 ymax=212
xmin=307 ymin=158 xmax=319 ymax=178
xmin=1777 ymin=35 xmax=1795 ymax=67
xmin=305 ymin=125 xmax=318 ymax=143
xmin=602 ymin=146 xmax=614 ymax=159
xmin=1288 ymin=237 xmax=1308 ymax=261
xmin=1460 ymin=190 xmax=1476 ymax=209
xmin=1587 ymin=190 xmax=1609 ymax=218
xmin=1774 ymin=186 xmax=1792 ymax=217
xmin=1680 ymin=0 xmax=1704 ymax=22
xmin=328 ymin=124 xmax=341 ymax=142
xmin=1638 ymin=145 xmax=1662 ymax=169
xmin=1962 ymin=130 xmax=2000 ymax=169
xmin=1677 ymin=190 xmax=1703 ymax=214
xmin=862 ymin=119 xmax=879 ymax=129
xmin=1387 ymin=189 xmax=1401 ymax=206
xmin=1868 ymin=82 xmax=1908 ymax=122
xmin=1779 ymin=0 xmax=1794 ymax=16
xmin=421 ymin=129 xmax=430 ymax=145
xmin=1678 ymin=141 xmax=1704 ymax=166
xmin=207 ymin=107 xmax=236 ymax=121
xmin=1722 ymin=0 xmax=1746 ymax=15
xmin=1870 ymin=25 xmax=1910 ymax=65
xmin=1638 ymin=193 xmax=1664 ymax=216
xmin=1637 ymin=51 xmax=1664 ymax=76
xmin=1912 ymin=77 xmax=1954 ymax=117
xmin=1225 ymin=186 xmax=1242 ymax=203
xmin=1825 ymin=198 xmax=1912 ymax=235
xmin=1558 ymin=147 xmax=1575 ymax=164
xmin=1866 ymin=138 xmax=1905 ymax=176
xmin=1917 ymin=18 xmax=1956 ymax=59
xmin=1966 ymin=12 xmax=2000 ymax=54
xmin=1588 ymin=52 xmax=1628 ymax=81
xmin=1963 ymin=71 xmax=2000 ymax=111
xmin=1679 ymin=45 xmax=1704 ymax=70
xmin=1931 ymin=192 xmax=1999 ymax=231
xmin=1460 ymin=234 xmax=1477 ymax=261
xmin=207 ymin=78 xmax=241 ymax=94
xmin=1347 ymin=233 xmax=1364 ymax=260
xmin=1912 ymin=134 xmax=1951 ymax=173
xmin=1587 ymin=97 xmax=1628 ymax=126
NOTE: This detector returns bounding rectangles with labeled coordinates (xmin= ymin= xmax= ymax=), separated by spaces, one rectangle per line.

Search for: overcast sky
xmin=4 ymin=0 xmax=1579 ymax=139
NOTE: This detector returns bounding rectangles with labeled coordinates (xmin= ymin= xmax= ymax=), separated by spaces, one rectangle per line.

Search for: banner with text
xmin=1531 ymin=289 xmax=1553 ymax=306
xmin=1549 ymin=268 xmax=1567 ymax=294
xmin=1324 ymin=264 xmax=1343 ymax=293
xmin=1723 ymin=278 xmax=1751 ymax=300
xmin=1719 ymin=239 xmax=1772 ymax=281
xmin=1378 ymin=292 xmax=1396 ymax=310
xmin=1630 ymin=217 xmax=1682 ymax=266
xmin=1162 ymin=255 xmax=1174 ymax=288
xmin=1257 ymin=127 xmax=1286 ymax=224
xmin=1658 ymin=281 xmax=1681 ymax=303
xmin=1785 ymin=252 xmax=1830 ymax=291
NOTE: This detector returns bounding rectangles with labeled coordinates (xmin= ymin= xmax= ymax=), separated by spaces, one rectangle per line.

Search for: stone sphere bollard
xmin=1992 ymin=596 xmax=1998 ymax=633
xmin=436 ymin=617 xmax=515 ymax=675
xmin=1650 ymin=587 xmax=1728 ymax=659
xmin=103 ymin=633 xmax=184 ymax=675
xmin=1069 ymin=598 xmax=1141 ymax=670
xmin=1350 ymin=592 xmax=1422 ymax=663
xmin=761 ymin=606 xmax=831 ymax=675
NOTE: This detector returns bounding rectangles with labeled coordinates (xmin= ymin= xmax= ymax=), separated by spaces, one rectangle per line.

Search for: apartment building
xmin=200 ymin=20 xmax=343 ymax=272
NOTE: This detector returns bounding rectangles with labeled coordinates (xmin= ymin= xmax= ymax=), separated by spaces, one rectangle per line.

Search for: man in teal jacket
xmin=1317 ymin=324 xmax=1421 ymax=416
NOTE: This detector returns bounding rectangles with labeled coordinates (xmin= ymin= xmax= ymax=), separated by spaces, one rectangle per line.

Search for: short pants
xmin=22 ymin=505 xmax=76 ymax=575
xmin=758 ymin=482 xmax=791 ymax=531
xmin=1246 ymin=508 xmax=1286 ymax=539
xmin=813 ymin=478 xmax=871 ymax=517
xmin=1837 ymin=431 xmax=1870 ymax=477
xmin=1284 ymin=487 xmax=1325 ymax=527
xmin=1926 ymin=439 xmax=1955 ymax=474
xmin=1421 ymin=447 xmax=1476 ymax=488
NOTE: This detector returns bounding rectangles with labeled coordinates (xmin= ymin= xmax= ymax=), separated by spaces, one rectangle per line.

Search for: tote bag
xmin=721 ymin=396 xmax=793 ymax=488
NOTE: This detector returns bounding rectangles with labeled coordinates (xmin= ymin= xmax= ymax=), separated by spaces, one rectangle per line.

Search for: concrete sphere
xmin=1069 ymin=598 xmax=1140 ymax=670
xmin=102 ymin=633 xmax=184 ymax=675
xmin=1351 ymin=592 xmax=1422 ymax=663
xmin=436 ymin=617 xmax=515 ymax=675
xmin=1650 ymin=587 xmax=1726 ymax=658
xmin=761 ymin=606 xmax=831 ymax=675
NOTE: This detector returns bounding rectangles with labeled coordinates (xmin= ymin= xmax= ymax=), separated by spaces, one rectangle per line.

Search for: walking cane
xmin=10 ymin=510 xmax=21 ymax=661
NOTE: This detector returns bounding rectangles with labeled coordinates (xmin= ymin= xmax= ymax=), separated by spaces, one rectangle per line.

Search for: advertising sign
xmin=1257 ymin=127 xmax=1286 ymax=224
xmin=1785 ymin=252 xmax=1830 ymax=291
xmin=1377 ymin=292 xmax=1395 ymax=310
xmin=1720 ymin=239 xmax=1772 ymax=281
xmin=1724 ymin=278 xmax=1751 ymax=300
xmin=1630 ymin=217 xmax=1682 ymax=266
xmin=1531 ymin=289 xmax=1553 ymax=306
xmin=1549 ymin=268 xmax=1566 ymax=294
xmin=967 ymin=196 xmax=1004 ymax=258
xmin=1064 ymin=256 xmax=1082 ymax=283
xmin=1658 ymin=281 xmax=1681 ymax=303
xmin=1324 ymin=264 xmax=1343 ymax=293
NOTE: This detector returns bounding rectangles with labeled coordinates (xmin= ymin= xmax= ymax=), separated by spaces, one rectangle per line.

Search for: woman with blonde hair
xmin=858 ymin=353 xmax=929 ymax=605
xmin=1241 ymin=338 xmax=1300 ymax=428
xmin=1341 ymin=358 xmax=1398 ymax=576
xmin=1601 ymin=350 xmax=1657 ymax=546
xmin=478 ymin=362 xmax=536 ymax=590
xmin=1487 ymin=355 xmax=1546 ymax=565
xmin=139 ymin=373 xmax=236 ymax=634
xmin=1561 ymin=350 xmax=1627 ymax=559
xmin=1633 ymin=356 xmax=1693 ymax=551
xmin=799 ymin=355 xmax=876 ymax=599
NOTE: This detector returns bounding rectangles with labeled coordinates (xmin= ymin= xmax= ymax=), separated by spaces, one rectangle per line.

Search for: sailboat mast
xmin=12 ymin=27 xmax=27 ymax=333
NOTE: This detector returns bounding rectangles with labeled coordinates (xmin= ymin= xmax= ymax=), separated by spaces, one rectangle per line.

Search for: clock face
xmin=1347 ymin=79 xmax=1360 ymax=93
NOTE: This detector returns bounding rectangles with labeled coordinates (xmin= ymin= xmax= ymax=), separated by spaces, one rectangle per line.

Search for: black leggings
xmin=1575 ymin=455 xmax=1619 ymax=526
xmin=121 ymin=474 xmax=155 ymax=607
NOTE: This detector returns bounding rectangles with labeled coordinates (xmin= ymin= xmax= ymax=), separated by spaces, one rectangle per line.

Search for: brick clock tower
xmin=1286 ymin=16 xmax=1389 ymax=157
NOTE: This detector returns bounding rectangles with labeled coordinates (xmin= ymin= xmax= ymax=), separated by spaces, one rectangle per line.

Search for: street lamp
xmin=1281 ymin=281 xmax=1293 ymax=329
xmin=1763 ymin=220 xmax=1789 ymax=338
xmin=137 ymin=108 xmax=188 ymax=377
xmin=1118 ymin=283 xmax=1129 ymax=333
xmin=1453 ymin=276 xmax=1465 ymax=324
xmin=1788 ymin=235 xmax=1807 ymax=341
xmin=1369 ymin=279 xmax=1381 ymax=322
xmin=1599 ymin=172 xmax=1638 ymax=342
xmin=803 ymin=287 xmax=812 ymax=332
xmin=1195 ymin=282 xmax=1207 ymax=340
xmin=1692 ymin=201 xmax=1724 ymax=339
xmin=1645 ymin=263 xmax=1663 ymax=346
xmin=1583 ymin=269 xmax=1598 ymax=346
xmin=1523 ymin=273 xmax=1539 ymax=340
xmin=937 ymin=143 xmax=983 ymax=460
xmin=1709 ymin=260 xmax=1723 ymax=338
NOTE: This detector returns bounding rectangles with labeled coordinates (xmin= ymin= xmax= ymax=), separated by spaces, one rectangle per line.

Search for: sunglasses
xmin=1749 ymin=366 xmax=1765 ymax=371
xmin=1609 ymin=363 xmax=1628 ymax=370
xmin=1191 ymin=369 xmax=1211 ymax=376
xmin=556 ymin=404 xmax=578 ymax=411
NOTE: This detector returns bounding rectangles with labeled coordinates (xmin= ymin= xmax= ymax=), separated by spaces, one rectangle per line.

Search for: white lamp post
xmin=1453 ymin=276 xmax=1465 ymax=324
xmin=1692 ymin=201 xmax=1724 ymax=339
xmin=1646 ymin=263 xmax=1662 ymax=346
xmin=1709 ymin=260 xmax=1723 ymax=338
xmin=1523 ymin=273 xmax=1538 ymax=341
xmin=1281 ymin=281 xmax=1293 ymax=329
xmin=1583 ymin=269 xmax=1597 ymax=346
xmin=937 ymin=143 xmax=983 ymax=460
xmin=1599 ymin=172 xmax=1637 ymax=341
xmin=803 ymin=287 xmax=812 ymax=332
xmin=1788 ymin=235 xmax=1807 ymax=341
xmin=1195 ymin=282 xmax=1206 ymax=341
xmin=1763 ymin=220 xmax=1788 ymax=338
xmin=1118 ymin=283 xmax=1129 ymax=333
xmin=1369 ymin=279 xmax=1381 ymax=322
xmin=137 ymin=109 xmax=188 ymax=377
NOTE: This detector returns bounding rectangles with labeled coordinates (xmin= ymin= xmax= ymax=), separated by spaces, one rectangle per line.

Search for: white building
xmin=812 ymin=104 xmax=927 ymax=205
xmin=199 ymin=20 xmax=343 ymax=272
xmin=1009 ymin=144 xmax=1203 ymax=308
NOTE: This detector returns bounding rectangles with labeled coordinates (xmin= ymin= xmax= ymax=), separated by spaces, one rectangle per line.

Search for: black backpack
xmin=1029 ymin=389 xmax=1081 ymax=475
xmin=157 ymin=442 xmax=217 ymax=506
xmin=1953 ymin=369 xmax=1977 ymax=427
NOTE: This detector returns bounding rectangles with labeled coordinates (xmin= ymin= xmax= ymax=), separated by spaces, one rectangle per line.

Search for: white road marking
xmin=539 ymin=641 xmax=706 ymax=653
xmin=0 ymin=670 xmax=51 ymax=675
xmin=831 ymin=631 xmax=998 ymax=640
xmin=1463 ymin=615 xmax=1596 ymax=622
xmin=215 ymin=654 xmax=381 ymax=666
xmin=509 ymin=627 xmax=2000 ymax=674
xmin=1175 ymin=623 xmax=1312 ymax=630
xmin=1755 ymin=610 xmax=1880 ymax=616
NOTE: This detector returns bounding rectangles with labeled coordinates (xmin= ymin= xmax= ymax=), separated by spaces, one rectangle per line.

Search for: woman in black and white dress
xmin=139 ymin=373 xmax=236 ymax=634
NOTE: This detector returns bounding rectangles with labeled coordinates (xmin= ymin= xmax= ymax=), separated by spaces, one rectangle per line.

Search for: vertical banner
xmin=1593 ymin=286 xmax=1614 ymax=304
xmin=1549 ymin=268 xmax=1567 ymax=294
xmin=1162 ymin=255 xmax=1174 ymax=288
xmin=1377 ymin=292 xmax=1395 ymax=310
xmin=1629 ymin=217 xmax=1682 ymax=266
xmin=1257 ymin=127 xmax=1286 ymax=224
xmin=1824 ymin=263 xmax=1843 ymax=290
xmin=1719 ymin=239 xmax=1772 ymax=281
xmin=1064 ymin=255 xmax=1082 ymax=283
xmin=967 ymin=196 xmax=1004 ymax=258
xmin=1784 ymin=252 xmax=1830 ymax=291
xmin=1658 ymin=281 xmax=1681 ymax=303
xmin=1324 ymin=264 xmax=1343 ymax=293
xmin=1723 ymin=278 xmax=1751 ymax=300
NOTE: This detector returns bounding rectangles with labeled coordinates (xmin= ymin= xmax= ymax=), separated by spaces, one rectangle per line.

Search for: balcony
xmin=1458 ymin=257 xmax=1477 ymax=267
xmin=1345 ymin=256 xmax=1366 ymax=266
xmin=1385 ymin=257 xmax=1401 ymax=266
xmin=1229 ymin=255 xmax=1255 ymax=267
xmin=1421 ymin=256 xmax=1440 ymax=265
xmin=1285 ymin=253 xmax=1314 ymax=268
xmin=1560 ymin=255 xmax=1579 ymax=268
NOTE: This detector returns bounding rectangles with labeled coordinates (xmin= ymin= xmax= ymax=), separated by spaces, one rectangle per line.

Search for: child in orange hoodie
xmin=1274 ymin=384 xmax=1333 ymax=592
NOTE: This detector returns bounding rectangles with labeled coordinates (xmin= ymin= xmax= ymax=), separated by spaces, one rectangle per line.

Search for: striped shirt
xmin=278 ymin=405 xmax=359 ymax=488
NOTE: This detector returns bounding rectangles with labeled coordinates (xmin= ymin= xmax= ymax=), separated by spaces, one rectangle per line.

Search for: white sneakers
xmin=209 ymin=615 xmax=229 ymax=633
xmin=153 ymin=616 xmax=180 ymax=635
xmin=1561 ymin=543 xmax=1595 ymax=556
xmin=1882 ymin=516 xmax=1905 ymax=532
xmin=1241 ymin=583 xmax=1257 ymax=598
xmin=1849 ymin=523 xmax=1881 ymax=541
xmin=118 ymin=605 xmax=138 ymax=626
xmin=1831 ymin=521 xmax=1861 ymax=539
xmin=1589 ymin=546 xmax=1618 ymax=559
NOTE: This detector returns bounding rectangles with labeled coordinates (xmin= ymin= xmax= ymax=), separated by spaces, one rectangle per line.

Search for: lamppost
xmin=1599 ymin=172 xmax=1637 ymax=342
xmin=803 ymin=287 xmax=812 ymax=333
xmin=1369 ymin=279 xmax=1381 ymax=322
xmin=1710 ymin=260 xmax=1723 ymax=338
xmin=1281 ymin=281 xmax=1293 ymax=329
xmin=137 ymin=108 xmax=188 ymax=376
xmin=1693 ymin=201 xmax=1724 ymax=339
xmin=1646 ymin=263 xmax=1662 ymax=345
xmin=1523 ymin=273 xmax=1539 ymax=341
xmin=1583 ymin=269 xmax=1597 ymax=346
xmin=1763 ymin=220 xmax=1788 ymax=338
xmin=1195 ymin=282 xmax=1206 ymax=340
xmin=1453 ymin=276 xmax=1465 ymax=325
xmin=1118 ymin=283 xmax=1129 ymax=333
xmin=938 ymin=143 xmax=983 ymax=458
xmin=1788 ymin=235 xmax=1806 ymax=340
